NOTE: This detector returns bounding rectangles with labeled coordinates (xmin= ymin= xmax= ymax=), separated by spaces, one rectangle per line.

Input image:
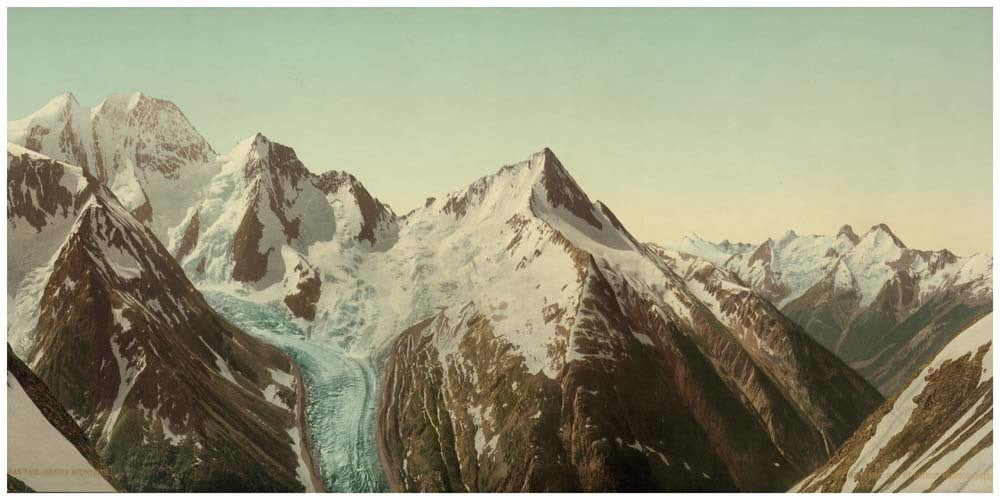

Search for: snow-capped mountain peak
xmin=659 ymin=232 xmax=752 ymax=266
xmin=669 ymin=222 xmax=991 ymax=395
xmin=38 ymin=92 xmax=80 ymax=118
xmin=9 ymin=91 xmax=218 ymax=242
xmin=836 ymin=224 xmax=860 ymax=244
xmin=533 ymin=147 xmax=604 ymax=229
xmin=375 ymin=148 xmax=883 ymax=492
xmin=778 ymin=229 xmax=798 ymax=246
xmin=861 ymin=223 xmax=906 ymax=249
xmin=173 ymin=132 xmax=398 ymax=292
xmin=223 ymin=132 xmax=308 ymax=183
xmin=419 ymin=147 xmax=595 ymax=227
xmin=93 ymin=91 xmax=160 ymax=117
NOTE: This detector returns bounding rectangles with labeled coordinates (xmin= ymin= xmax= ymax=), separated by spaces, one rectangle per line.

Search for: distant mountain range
xmin=7 ymin=92 xmax=992 ymax=492
xmin=659 ymin=227 xmax=991 ymax=395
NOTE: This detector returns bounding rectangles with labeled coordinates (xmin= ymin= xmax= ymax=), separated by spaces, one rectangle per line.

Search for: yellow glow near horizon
xmin=7 ymin=8 xmax=992 ymax=255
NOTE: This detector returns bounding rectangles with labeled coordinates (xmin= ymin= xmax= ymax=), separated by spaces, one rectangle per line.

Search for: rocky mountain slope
xmin=792 ymin=313 xmax=992 ymax=492
xmin=660 ymin=228 xmax=992 ymax=394
xmin=372 ymin=149 xmax=882 ymax=492
xmin=6 ymin=145 xmax=321 ymax=492
xmin=8 ymin=344 xmax=119 ymax=492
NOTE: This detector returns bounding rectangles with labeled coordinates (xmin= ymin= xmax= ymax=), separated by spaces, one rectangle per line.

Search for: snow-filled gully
xmin=204 ymin=292 xmax=387 ymax=492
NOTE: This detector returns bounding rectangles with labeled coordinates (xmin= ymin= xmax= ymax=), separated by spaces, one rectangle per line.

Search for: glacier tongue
xmin=204 ymin=291 xmax=387 ymax=493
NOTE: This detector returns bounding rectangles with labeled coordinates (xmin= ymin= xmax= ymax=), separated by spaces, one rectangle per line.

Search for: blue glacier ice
xmin=205 ymin=291 xmax=387 ymax=492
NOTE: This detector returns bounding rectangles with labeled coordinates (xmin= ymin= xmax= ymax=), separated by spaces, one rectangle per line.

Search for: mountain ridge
xmin=9 ymin=91 xmax=987 ymax=492
xmin=792 ymin=313 xmax=992 ymax=493
xmin=660 ymin=222 xmax=992 ymax=395
xmin=371 ymin=148 xmax=883 ymax=491
xmin=7 ymin=145 xmax=321 ymax=492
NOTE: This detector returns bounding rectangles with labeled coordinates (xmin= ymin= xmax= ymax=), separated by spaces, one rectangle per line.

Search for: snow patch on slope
xmin=101 ymin=335 xmax=146 ymax=443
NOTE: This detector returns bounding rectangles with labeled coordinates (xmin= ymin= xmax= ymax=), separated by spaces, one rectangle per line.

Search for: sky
xmin=7 ymin=8 xmax=993 ymax=255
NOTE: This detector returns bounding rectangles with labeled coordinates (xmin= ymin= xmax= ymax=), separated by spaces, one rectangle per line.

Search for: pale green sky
xmin=8 ymin=8 xmax=993 ymax=255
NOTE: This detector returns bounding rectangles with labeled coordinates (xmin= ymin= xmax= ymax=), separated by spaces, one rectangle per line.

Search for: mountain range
xmin=7 ymin=92 xmax=992 ymax=492
xmin=660 ymin=228 xmax=991 ymax=395
xmin=8 ymin=124 xmax=320 ymax=492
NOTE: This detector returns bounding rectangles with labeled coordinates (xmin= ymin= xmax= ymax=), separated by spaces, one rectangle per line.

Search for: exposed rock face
xmin=231 ymin=195 xmax=273 ymax=283
xmin=283 ymin=254 xmax=322 ymax=321
xmin=837 ymin=224 xmax=861 ymax=245
xmin=7 ymin=145 xmax=95 ymax=231
xmin=793 ymin=313 xmax=992 ymax=493
xmin=174 ymin=209 xmax=200 ymax=261
xmin=374 ymin=149 xmax=882 ymax=492
xmin=8 ymin=344 xmax=119 ymax=492
xmin=316 ymin=170 xmax=397 ymax=246
xmin=7 ymin=147 xmax=318 ymax=492
xmin=538 ymin=148 xmax=602 ymax=230
xmin=8 ymin=145 xmax=102 ymax=353
xmin=663 ymin=224 xmax=992 ymax=395
xmin=9 ymin=92 xmax=218 ymax=242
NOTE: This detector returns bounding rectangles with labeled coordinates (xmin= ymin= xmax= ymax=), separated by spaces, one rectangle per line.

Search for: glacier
xmin=204 ymin=291 xmax=387 ymax=492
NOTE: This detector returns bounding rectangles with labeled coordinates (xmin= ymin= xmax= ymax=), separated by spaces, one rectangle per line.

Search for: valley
xmin=204 ymin=291 xmax=387 ymax=493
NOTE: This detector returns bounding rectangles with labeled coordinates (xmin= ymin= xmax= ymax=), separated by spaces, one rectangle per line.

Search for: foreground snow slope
xmin=793 ymin=313 xmax=992 ymax=492
xmin=7 ymin=345 xmax=118 ymax=492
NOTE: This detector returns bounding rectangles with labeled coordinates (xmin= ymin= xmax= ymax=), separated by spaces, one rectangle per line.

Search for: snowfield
xmin=7 ymin=373 xmax=116 ymax=492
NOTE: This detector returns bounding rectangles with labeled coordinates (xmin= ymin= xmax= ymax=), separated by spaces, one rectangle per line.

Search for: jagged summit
xmin=219 ymin=133 xmax=310 ymax=186
xmin=316 ymin=169 xmax=398 ymax=245
xmin=535 ymin=148 xmax=602 ymax=229
xmin=777 ymin=229 xmax=799 ymax=246
xmin=46 ymin=92 xmax=80 ymax=111
xmin=864 ymin=223 xmax=906 ymax=248
xmin=9 ymin=91 xmax=218 ymax=240
xmin=93 ymin=91 xmax=159 ymax=115
xmin=174 ymin=129 xmax=397 ymax=289
xmin=428 ymin=147 xmax=604 ymax=232
xmin=673 ymin=220 xmax=990 ymax=395
xmin=837 ymin=224 xmax=860 ymax=244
